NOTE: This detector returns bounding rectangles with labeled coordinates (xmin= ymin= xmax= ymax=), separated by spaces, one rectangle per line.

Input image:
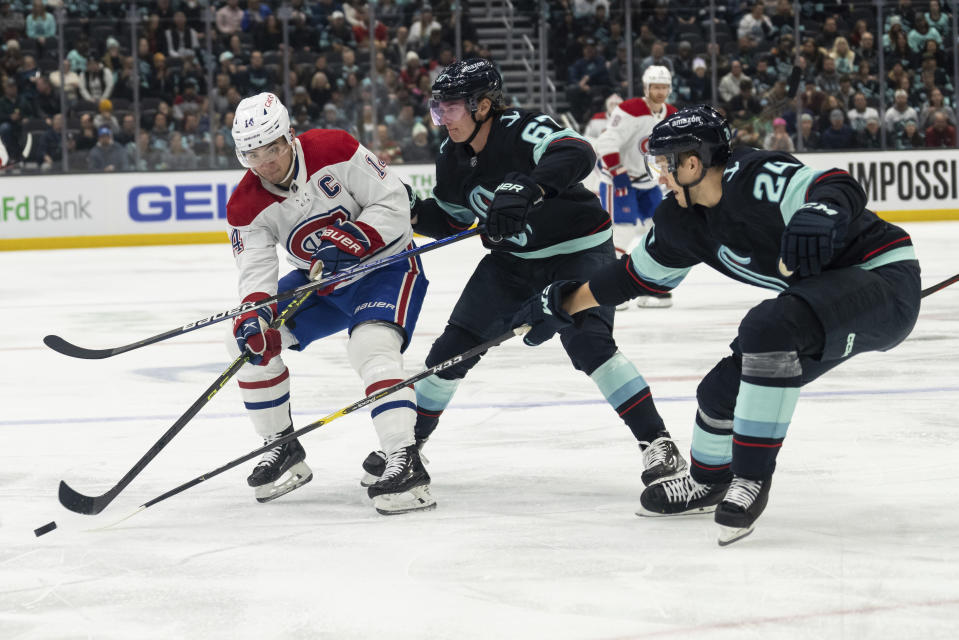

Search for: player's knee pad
xmin=560 ymin=314 xmax=617 ymax=374
xmin=424 ymin=324 xmax=485 ymax=380
xmin=737 ymin=296 xmax=813 ymax=353
xmin=347 ymin=321 xmax=405 ymax=382
xmin=696 ymin=355 xmax=741 ymax=422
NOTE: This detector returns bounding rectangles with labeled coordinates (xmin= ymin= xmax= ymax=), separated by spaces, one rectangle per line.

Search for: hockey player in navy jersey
xmin=359 ymin=58 xmax=688 ymax=490
xmin=516 ymin=105 xmax=921 ymax=545
xmin=595 ymin=66 xmax=676 ymax=308
xmin=226 ymin=92 xmax=433 ymax=515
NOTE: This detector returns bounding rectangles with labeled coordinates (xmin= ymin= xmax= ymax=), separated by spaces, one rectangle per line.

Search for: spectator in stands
xmin=731 ymin=120 xmax=761 ymax=149
xmin=573 ymin=0 xmax=610 ymax=18
xmin=182 ymin=112 xmax=209 ymax=150
xmin=896 ymin=118 xmax=925 ymax=148
xmin=154 ymin=0 xmax=175 ymax=27
xmin=49 ymin=58 xmax=81 ymax=105
xmin=150 ymin=111 xmax=171 ymax=150
xmin=402 ymin=121 xmax=433 ymax=163
xmin=94 ymin=98 xmax=120 ymax=133
xmin=846 ymin=92 xmax=879 ymax=132
xmin=166 ymin=11 xmax=201 ymax=58
xmin=672 ymin=40 xmax=697 ymax=81
xmin=848 ymin=18 xmax=869 ymax=48
xmin=566 ymin=38 xmax=610 ymax=124
xmin=224 ymin=33 xmax=249 ymax=66
xmin=37 ymin=112 xmax=64 ymax=170
xmin=158 ymin=131 xmax=197 ymax=170
xmin=885 ymin=88 xmax=919 ymax=132
xmin=728 ymin=79 xmax=762 ymax=123
xmin=319 ymin=101 xmax=351 ymax=132
xmin=0 ymin=1 xmax=24 ymax=39
xmin=913 ymin=68 xmax=940 ymax=109
xmin=33 ymin=75 xmax=59 ymax=118
xmin=751 ymin=57 xmax=776 ymax=96
xmin=606 ymin=43 xmax=631 ymax=95
xmin=925 ymin=110 xmax=956 ymax=147
xmin=149 ymin=52 xmax=179 ymax=99
xmin=856 ymin=114 xmax=883 ymax=148
xmin=885 ymin=31 xmax=913 ymax=71
xmin=815 ymin=56 xmax=841 ymax=97
xmin=114 ymin=113 xmax=137 ymax=146
xmin=829 ymin=37 xmax=858 ymax=75
xmin=763 ymin=116 xmax=795 ymax=151
xmin=925 ymin=0 xmax=950 ymax=38
xmin=73 ymin=114 xmax=97 ymax=152
xmin=853 ymin=58 xmax=879 ymax=100
xmin=718 ymin=60 xmax=749 ymax=104
xmin=292 ymin=104 xmax=314 ymax=131
xmin=907 ymin=14 xmax=941 ymax=53
xmin=88 ymin=126 xmax=128 ymax=171
xmin=634 ymin=23 xmax=658 ymax=60
xmin=387 ymin=25 xmax=413 ymax=67
xmin=919 ymin=88 xmax=957 ymax=129
xmin=648 ymin=1 xmax=678 ymax=44
xmin=835 ymin=74 xmax=857 ymax=110
xmin=216 ymin=0 xmax=244 ymax=38
xmin=291 ymin=85 xmax=319 ymax=121
xmin=243 ymin=0 xmax=272 ymax=33
xmin=352 ymin=2 xmax=389 ymax=50
xmin=799 ymin=37 xmax=826 ymax=77
xmin=79 ymin=57 xmax=115 ymax=104
xmin=339 ymin=47 xmax=363 ymax=84
xmin=856 ymin=31 xmax=878 ymax=68
xmin=817 ymin=16 xmax=841 ymax=50
xmin=760 ymin=79 xmax=792 ymax=120
xmin=820 ymin=108 xmax=856 ymax=149
xmin=242 ymin=50 xmax=276 ymax=95
xmin=67 ymin=38 xmax=91 ymax=74
xmin=309 ymin=70 xmax=333 ymax=108
xmin=638 ymin=41 xmax=674 ymax=78
xmin=738 ymin=1 xmax=774 ymax=47
xmin=102 ymin=38 xmax=122 ymax=73
xmin=173 ymin=78 xmax=204 ymax=121
xmin=25 ymin=0 xmax=55 ymax=47
xmin=375 ymin=123 xmax=402 ymax=164
xmin=419 ymin=26 xmax=451 ymax=63
xmin=388 ymin=103 xmax=418 ymax=148
xmin=409 ymin=5 xmax=442 ymax=50
xmin=883 ymin=19 xmax=905 ymax=51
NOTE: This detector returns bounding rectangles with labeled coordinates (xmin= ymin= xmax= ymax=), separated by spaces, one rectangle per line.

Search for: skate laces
xmin=723 ymin=478 xmax=763 ymax=510
xmin=662 ymin=476 xmax=710 ymax=505
xmin=255 ymin=434 xmax=285 ymax=468
xmin=640 ymin=436 xmax=676 ymax=469
xmin=381 ymin=448 xmax=410 ymax=480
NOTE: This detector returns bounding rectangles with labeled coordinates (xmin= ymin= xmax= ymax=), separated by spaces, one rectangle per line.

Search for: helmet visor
xmin=643 ymin=152 xmax=675 ymax=181
xmin=238 ymin=137 xmax=289 ymax=168
xmin=429 ymin=98 xmax=469 ymax=126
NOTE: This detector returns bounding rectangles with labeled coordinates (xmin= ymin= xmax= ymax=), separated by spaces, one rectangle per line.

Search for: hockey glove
xmin=611 ymin=168 xmax=631 ymax=197
xmin=486 ymin=172 xmax=543 ymax=239
xmin=403 ymin=182 xmax=419 ymax=212
xmin=309 ymin=219 xmax=384 ymax=294
xmin=780 ymin=202 xmax=847 ymax=277
xmin=233 ymin=293 xmax=282 ymax=366
xmin=513 ymin=280 xmax=583 ymax=347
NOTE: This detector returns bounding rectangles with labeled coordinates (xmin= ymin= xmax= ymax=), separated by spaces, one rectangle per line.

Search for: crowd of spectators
xmin=0 ymin=0 xmax=480 ymax=172
xmin=551 ymin=0 xmax=957 ymax=151
xmin=2 ymin=0 xmax=958 ymax=174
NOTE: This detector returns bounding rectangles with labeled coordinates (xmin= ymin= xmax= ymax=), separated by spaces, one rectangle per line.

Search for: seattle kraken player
xmin=360 ymin=58 xmax=688 ymax=489
xmin=517 ymin=105 xmax=921 ymax=545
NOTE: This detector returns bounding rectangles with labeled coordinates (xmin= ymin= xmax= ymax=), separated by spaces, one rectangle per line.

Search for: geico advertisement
xmin=1 ymin=151 xmax=957 ymax=243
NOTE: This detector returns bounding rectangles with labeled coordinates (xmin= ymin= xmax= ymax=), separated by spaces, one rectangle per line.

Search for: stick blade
xmin=58 ymin=480 xmax=108 ymax=515
xmin=43 ymin=335 xmax=115 ymax=360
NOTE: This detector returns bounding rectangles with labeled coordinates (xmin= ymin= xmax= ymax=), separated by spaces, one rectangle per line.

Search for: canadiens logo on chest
xmin=287 ymin=206 xmax=350 ymax=261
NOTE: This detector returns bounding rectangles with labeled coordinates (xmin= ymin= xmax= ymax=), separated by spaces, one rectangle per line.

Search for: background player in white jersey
xmin=595 ymin=65 xmax=676 ymax=308
xmin=227 ymin=92 xmax=433 ymax=515
xmin=583 ymin=93 xmax=623 ymax=140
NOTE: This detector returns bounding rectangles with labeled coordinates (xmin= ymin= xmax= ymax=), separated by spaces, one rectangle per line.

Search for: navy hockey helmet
xmin=647 ymin=104 xmax=732 ymax=177
xmin=431 ymin=58 xmax=505 ymax=114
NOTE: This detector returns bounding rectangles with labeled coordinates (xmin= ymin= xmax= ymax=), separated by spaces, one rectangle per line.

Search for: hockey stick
xmin=57 ymin=287 xmax=317 ymax=516
xmin=921 ymin=273 xmax=959 ymax=298
xmin=44 ymin=227 xmax=482 ymax=360
xmin=86 ymin=325 xmax=530 ymax=523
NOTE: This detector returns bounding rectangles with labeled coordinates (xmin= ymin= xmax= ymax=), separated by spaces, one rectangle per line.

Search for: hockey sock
xmin=414 ymin=373 xmax=461 ymax=440
xmin=228 ymin=328 xmax=293 ymax=438
xmin=589 ymin=351 xmax=666 ymax=441
xmin=690 ymin=407 xmax=734 ymax=484
xmin=348 ymin=323 xmax=416 ymax=455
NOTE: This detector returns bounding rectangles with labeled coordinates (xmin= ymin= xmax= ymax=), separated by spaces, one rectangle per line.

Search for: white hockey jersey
xmin=594 ymin=98 xmax=677 ymax=188
xmin=226 ymin=129 xmax=412 ymax=299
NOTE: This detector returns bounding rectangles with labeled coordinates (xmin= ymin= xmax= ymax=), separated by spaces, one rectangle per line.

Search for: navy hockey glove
xmin=780 ymin=202 xmax=847 ymax=277
xmin=309 ymin=219 xmax=384 ymax=294
xmin=233 ymin=293 xmax=282 ymax=366
xmin=513 ymin=280 xmax=583 ymax=346
xmin=486 ymin=172 xmax=543 ymax=239
xmin=611 ymin=169 xmax=631 ymax=197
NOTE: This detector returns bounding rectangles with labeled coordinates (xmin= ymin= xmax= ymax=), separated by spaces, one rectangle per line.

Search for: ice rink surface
xmin=1 ymin=221 xmax=958 ymax=639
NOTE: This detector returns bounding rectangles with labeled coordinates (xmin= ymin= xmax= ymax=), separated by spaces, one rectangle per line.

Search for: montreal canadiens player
xmin=226 ymin=92 xmax=433 ymax=515
xmin=516 ymin=105 xmax=921 ymax=545
xmin=595 ymin=65 xmax=676 ymax=308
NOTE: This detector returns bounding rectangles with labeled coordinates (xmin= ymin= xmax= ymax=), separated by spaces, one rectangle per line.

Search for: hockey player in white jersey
xmin=595 ymin=65 xmax=676 ymax=308
xmin=584 ymin=93 xmax=623 ymax=140
xmin=226 ymin=92 xmax=433 ymax=515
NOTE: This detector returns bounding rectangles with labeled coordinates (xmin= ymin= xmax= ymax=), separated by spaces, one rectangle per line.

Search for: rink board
xmin=1 ymin=149 xmax=958 ymax=250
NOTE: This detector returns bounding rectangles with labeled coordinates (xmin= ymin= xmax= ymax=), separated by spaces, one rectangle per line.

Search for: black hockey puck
xmin=34 ymin=521 xmax=57 ymax=537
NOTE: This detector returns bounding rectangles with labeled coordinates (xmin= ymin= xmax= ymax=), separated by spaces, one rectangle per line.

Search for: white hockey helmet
xmin=232 ymin=92 xmax=293 ymax=168
xmin=605 ymin=93 xmax=624 ymax=115
xmin=642 ymin=65 xmax=672 ymax=97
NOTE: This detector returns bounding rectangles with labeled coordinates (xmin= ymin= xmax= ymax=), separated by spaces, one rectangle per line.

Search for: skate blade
xmin=372 ymin=484 xmax=436 ymax=515
xmin=254 ymin=462 xmax=313 ymax=503
xmin=636 ymin=296 xmax=673 ymax=309
xmin=717 ymin=523 xmax=755 ymax=546
xmin=635 ymin=503 xmax=717 ymax=518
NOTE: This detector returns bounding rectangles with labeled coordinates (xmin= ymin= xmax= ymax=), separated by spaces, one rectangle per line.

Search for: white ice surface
xmin=1 ymin=222 xmax=958 ymax=640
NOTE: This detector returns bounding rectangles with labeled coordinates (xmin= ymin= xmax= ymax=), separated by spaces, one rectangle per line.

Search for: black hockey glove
xmin=403 ymin=182 xmax=418 ymax=213
xmin=513 ymin=280 xmax=583 ymax=347
xmin=780 ymin=202 xmax=847 ymax=277
xmin=486 ymin=172 xmax=543 ymax=239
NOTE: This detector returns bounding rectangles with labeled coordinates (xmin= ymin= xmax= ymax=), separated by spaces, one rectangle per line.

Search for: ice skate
xmin=359 ymin=438 xmax=428 ymax=487
xmin=636 ymin=473 xmax=729 ymax=517
xmin=367 ymin=445 xmax=435 ymax=515
xmin=715 ymin=476 xmax=772 ymax=546
xmin=638 ymin=433 xmax=688 ymax=486
xmin=247 ymin=426 xmax=313 ymax=503
xmin=635 ymin=291 xmax=673 ymax=308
